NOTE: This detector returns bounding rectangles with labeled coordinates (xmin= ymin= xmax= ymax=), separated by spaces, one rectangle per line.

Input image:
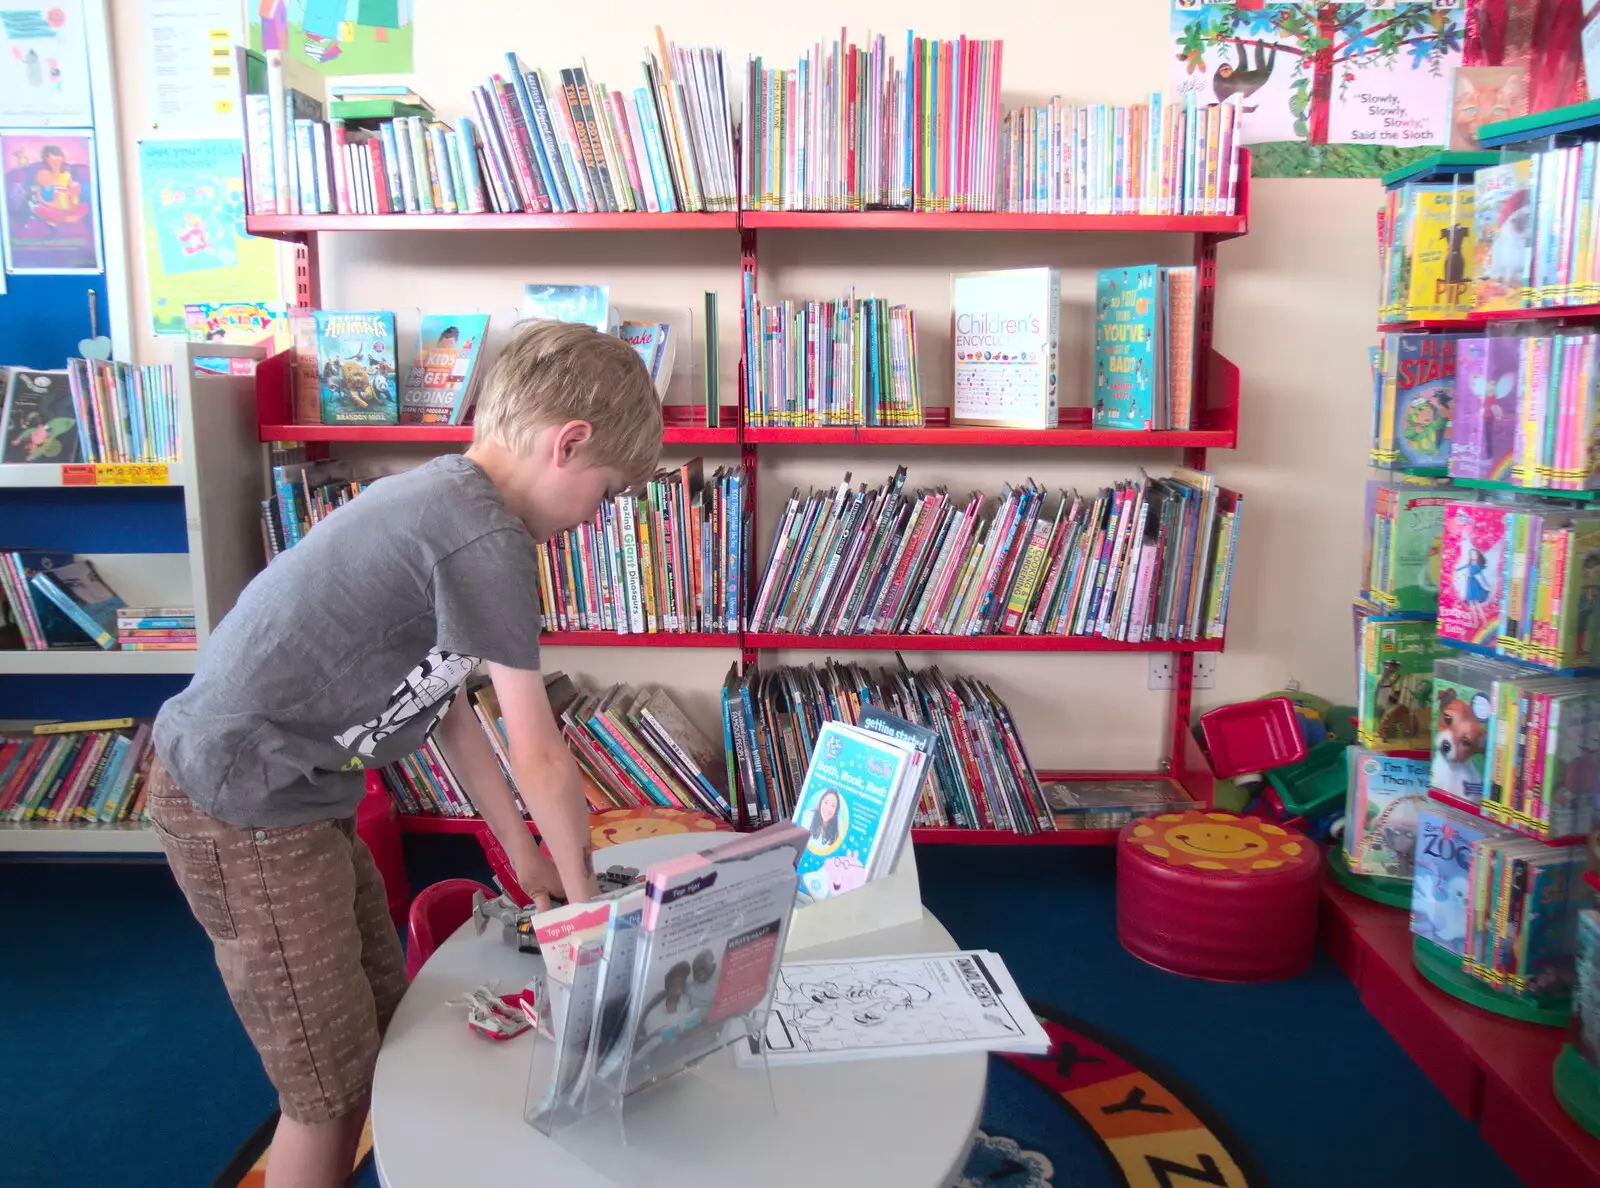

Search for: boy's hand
xmin=508 ymin=836 xmax=565 ymax=911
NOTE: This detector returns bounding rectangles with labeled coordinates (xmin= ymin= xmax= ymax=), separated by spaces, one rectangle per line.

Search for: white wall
xmin=106 ymin=0 xmax=1379 ymax=769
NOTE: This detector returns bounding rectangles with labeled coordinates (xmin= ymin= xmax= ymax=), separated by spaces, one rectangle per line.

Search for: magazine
xmin=790 ymin=720 xmax=915 ymax=901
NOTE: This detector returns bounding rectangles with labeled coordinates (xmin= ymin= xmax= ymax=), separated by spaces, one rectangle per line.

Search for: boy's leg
xmin=350 ymin=829 xmax=409 ymax=1031
xmin=146 ymin=764 xmax=394 ymax=1188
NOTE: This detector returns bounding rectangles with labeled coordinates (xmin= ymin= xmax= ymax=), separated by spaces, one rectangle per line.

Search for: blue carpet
xmin=0 ymin=841 xmax=1524 ymax=1187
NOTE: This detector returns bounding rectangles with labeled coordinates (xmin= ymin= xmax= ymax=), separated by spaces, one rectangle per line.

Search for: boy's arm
xmin=487 ymin=662 xmax=599 ymax=904
xmin=433 ymin=688 xmax=566 ymax=909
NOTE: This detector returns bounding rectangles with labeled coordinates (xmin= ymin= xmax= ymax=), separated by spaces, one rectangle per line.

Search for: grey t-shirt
xmin=154 ymin=454 xmax=542 ymax=827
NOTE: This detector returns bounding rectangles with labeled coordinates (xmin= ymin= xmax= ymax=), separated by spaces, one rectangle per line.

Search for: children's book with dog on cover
xmin=314 ymin=310 xmax=398 ymax=425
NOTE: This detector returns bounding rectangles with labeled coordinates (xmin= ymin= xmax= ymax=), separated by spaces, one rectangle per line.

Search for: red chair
xmin=405 ymin=877 xmax=494 ymax=980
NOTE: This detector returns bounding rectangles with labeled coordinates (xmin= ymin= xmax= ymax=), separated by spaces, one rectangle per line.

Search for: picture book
xmin=28 ymin=560 xmax=124 ymax=651
xmin=1406 ymin=185 xmax=1475 ymax=320
xmin=1448 ymin=67 xmax=1526 ymax=152
xmin=314 ymin=310 xmax=397 ymax=425
xmin=1451 ymin=336 xmax=1518 ymax=481
xmin=1439 ymin=502 xmax=1509 ymax=647
xmin=522 ymin=283 xmax=616 ymax=332
xmin=952 ymin=267 xmax=1060 ymax=429
xmin=1358 ymin=616 xmax=1449 ymax=753
xmin=1373 ymin=334 xmax=1458 ymax=471
xmin=0 ymin=551 xmax=101 ymax=650
xmin=1429 ymin=656 xmax=1506 ymax=804
xmin=1042 ymin=778 xmax=1198 ymax=831
xmin=1092 ymin=265 xmax=1163 ymax=431
xmin=791 ymin=720 xmax=914 ymax=901
xmin=1574 ymin=908 xmax=1600 ymax=1068
xmin=1344 ymin=748 xmax=1428 ymax=879
xmin=1411 ymin=803 xmax=1510 ymax=957
xmin=1 ymin=370 xmax=78 ymax=464
xmin=618 ymin=321 xmax=675 ymax=397
xmin=1473 ymin=159 xmax=1534 ymax=313
xmin=183 ymin=302 xmax=291 ymax=351
xmin=1365 ymin=482 xmax=1449 ymax=614
xmin=399 ymin=314 xmax=491 ymax=425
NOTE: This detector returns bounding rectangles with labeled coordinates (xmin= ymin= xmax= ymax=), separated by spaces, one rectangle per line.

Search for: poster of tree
xmin=1171 ymin=2 xmax=1465 ymax=178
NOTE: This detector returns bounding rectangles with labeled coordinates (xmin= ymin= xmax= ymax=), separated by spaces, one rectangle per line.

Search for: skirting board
xmin=785 ymin=835 xmax=924 ymax=954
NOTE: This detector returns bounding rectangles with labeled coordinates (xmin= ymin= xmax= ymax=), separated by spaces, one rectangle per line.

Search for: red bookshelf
xmin=1425 ymin=786 xmax=1586 ymax=846
xmin=1469 ymin=304 xmax=1600 ymax=324
xmin=540 ymin=631 xmax=739 ymax=648
xmin=739 ymin=210 xmax=1248 ymax=237
xmin=1321 ymin=876 xmax=1600 ymax=1187
xmin=393 ymin=816 xmax=486 ymax=835
xmin=743 ymin=632 xmax=1223 ymax=653
xmin=261 ymin=155 xmax=1249 ymax=846
xmin=245 ymin=212 xmax=739 ymax=236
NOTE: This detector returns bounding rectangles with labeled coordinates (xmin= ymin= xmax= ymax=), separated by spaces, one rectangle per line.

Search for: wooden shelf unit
xmin=255 ymin=155 xmax=1250 ymax=845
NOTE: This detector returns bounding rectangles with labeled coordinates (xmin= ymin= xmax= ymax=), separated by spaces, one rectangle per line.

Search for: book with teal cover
xmin=314 ymin=310 xmax=397 ymax=425
xmin=522 ymin=283 xmax=614 ymax=332
xmin=1093 ymin=265 xmax=1164 ymax=430
xmin=791 ymin=720 xmax=912 ymax=901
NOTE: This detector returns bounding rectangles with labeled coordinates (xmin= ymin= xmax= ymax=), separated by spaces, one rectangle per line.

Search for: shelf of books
xmin=0 ymin=462 xmax=188 ymax=489
xmin=742 ymin=634 xmax=1225 ymax=654
xmin=246 ymin=213 xmax=740 ymax=236
xmin=1338 ymin=126 xmax=1600 ymax=1176
xmin=737 ymin=210 xmax=1249 ymax=236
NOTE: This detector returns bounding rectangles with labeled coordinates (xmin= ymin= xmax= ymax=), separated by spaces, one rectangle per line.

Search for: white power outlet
xmin=1194 ymin=655 xmax=1217 ymax=689
xmin=1148 ymin=656 xmax=1175 ymax=690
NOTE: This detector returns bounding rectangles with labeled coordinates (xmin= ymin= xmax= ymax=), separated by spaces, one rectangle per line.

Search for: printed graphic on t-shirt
xmin=333 ymin=648 xmax=479 ymax=759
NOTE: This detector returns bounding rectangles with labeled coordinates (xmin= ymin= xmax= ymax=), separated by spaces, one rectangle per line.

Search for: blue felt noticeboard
xmin=0 ymin=274 xmax=110 ymax=369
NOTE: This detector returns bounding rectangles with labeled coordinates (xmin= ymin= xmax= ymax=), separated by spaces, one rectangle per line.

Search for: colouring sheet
xmin=750 ymin=951 xmax=1048 ymax=1064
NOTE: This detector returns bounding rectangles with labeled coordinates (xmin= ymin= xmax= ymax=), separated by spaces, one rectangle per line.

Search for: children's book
xmin=1451 ymin=336 xmax=1518 ymax=481
xmin=183 ymin=302 xmax=291 ymax=351
xmin=1345 ymin=748 xmax=1429 ymax=878
xmin=314 ymin=311 xmax=398 ymax=425
xmin=1573 ymin=908 xmax=1600 ymax=1068
xmin=790 ymin=720 xmax=914 ymax=900
xmin=1163 ymin=265 xmax=1197 ymax=431
xmin=1439 ymin=502 xmax=1509 ymax=647
xmin=1473 ymin=160 xmax=1534 ymax=313
xmin=1407 ymin=184 xmax=1476 ymax=320
xmin=1429 ymin=656 xmax=1510 ymax=804
xmin=618 ymin=321 xmax=675 ymax=397
xmin=951 ymin=267 xmax=1060 ymax=430
xmin=1 ymin=370 xmax=78 ymax=464
xmin=522 ymin=283 xmax=616 ymax=332
xmin=1373 ymin=334 xmax=1458 ymax=470
xmin=399 ymin=314 xmax=491 ymax=425
xmin=1412 ymin=803 xmax=1510 ymax=957
xmin=1365 ymin=482 xmax=1449 ymax=614
xmin=28 ymin=560 xmax=124 ymax=650
xmin=1358 ymin=615 xmax=1449 ymax=753
xmin=1092 ymin=265 xmax=1163 ymax=431
xmin=1 ymin=550 xmax=99 ymax=649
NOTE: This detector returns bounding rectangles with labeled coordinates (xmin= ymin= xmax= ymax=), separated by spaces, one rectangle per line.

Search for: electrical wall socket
xmin=1148 ymin=656 xmax=1175 ymax=690
xmin=1148 ymin=655 xmax=1218 ymax=690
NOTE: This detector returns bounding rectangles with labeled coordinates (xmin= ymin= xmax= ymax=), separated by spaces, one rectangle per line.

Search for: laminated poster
xmin=0 ymin=130 xmax=100 ymax=274
xmin=0 ymin=2 xmax=92 ymax=127
xmin=249 ymin=0 xmax=414 ymax=76
xmin=138 ymin=138 xmax=279 ymax=336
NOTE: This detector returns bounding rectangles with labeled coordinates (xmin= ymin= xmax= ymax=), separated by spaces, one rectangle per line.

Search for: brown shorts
xmin=146 ymin=760 xmax=409 ymax=1125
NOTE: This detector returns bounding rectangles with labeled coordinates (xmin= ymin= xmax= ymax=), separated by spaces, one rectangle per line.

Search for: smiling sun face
xmin=1128 ymin=811 xmax=1309 ymax=873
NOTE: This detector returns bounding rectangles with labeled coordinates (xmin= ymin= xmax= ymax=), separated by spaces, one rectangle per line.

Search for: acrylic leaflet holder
xmin=522 ymin=872 xmax=791 ymax=1187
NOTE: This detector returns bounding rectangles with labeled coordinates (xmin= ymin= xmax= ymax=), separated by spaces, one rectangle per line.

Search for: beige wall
xmin=105 ymin=0 xmax=1378 ymax=769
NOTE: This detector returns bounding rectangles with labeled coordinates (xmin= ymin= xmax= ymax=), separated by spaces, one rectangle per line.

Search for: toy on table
xmin=472 ymin=866 xmax=646 ymax=953
xmin=449 ymin=984 xmax=541 ymax=1042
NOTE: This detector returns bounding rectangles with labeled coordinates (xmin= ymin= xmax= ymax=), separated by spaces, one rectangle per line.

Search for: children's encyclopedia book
xmin=314 ymin=310 xmax=397 ymax=425
xmin=951 ymin=267 xmax=1059 ymax=429
xmin=399 ymin=314 xmax=490 ymax=424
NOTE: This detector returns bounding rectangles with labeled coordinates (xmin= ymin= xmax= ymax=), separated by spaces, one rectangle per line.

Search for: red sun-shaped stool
xmin=1116 ymin=810 xmax=1321 ymax=983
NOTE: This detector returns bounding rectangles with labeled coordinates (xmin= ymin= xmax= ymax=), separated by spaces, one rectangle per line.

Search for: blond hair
xmin=474 ymin=319 xmax=662 ymax=483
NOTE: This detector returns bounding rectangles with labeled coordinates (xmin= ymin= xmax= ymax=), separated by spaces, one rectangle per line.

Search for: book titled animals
xmin=315 ymin=311 xmax=398 ymax=425
xmin=399 ymin=314 xmax=491 ymax=425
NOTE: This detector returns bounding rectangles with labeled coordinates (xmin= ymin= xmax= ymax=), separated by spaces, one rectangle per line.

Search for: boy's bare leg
xmin=265 ymin=1099 xmax=368 ymax=1188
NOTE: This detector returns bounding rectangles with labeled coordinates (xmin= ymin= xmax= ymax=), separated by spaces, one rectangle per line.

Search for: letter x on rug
xmin=216 ymin=1003 xmax=1266 ymax=1188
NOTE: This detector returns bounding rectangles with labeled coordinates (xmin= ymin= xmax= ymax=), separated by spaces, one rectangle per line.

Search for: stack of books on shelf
xmin=740 ymin=30 xmax=1240 ymax=215
xmin=748 ymin=466 xmax=1238 ymax=643
xmin=247 ymin=32 xmax=735 ymax=216
xmin=723 ymin=659 xmax=1046 ymax=833
xmin=262 ymin=458 xmax=370 ymax=561
xmin=1378 ymin=179 xmax=1475 ymax=323
xmin=0 ymin=363 xmax=178 ymax=466
xmin=117 ymin=607 xmax=196 ymax=653
xmin=0 ymin=552 xmax=123 ymax=653
xmin=535 ymin=460 xmax=746 ymax=635
xmin=1411 ymin=801 xmax=1585 ymax=1005
xmin=0 ymin=719 xmax=155 ymax=828
xmin=378 ymin=674 xmax=733 ymax=824
xmin=1475 ymin=145 xmax=1600 ymax=314
xmin=741 ymin=285 xmax=923 ymax=428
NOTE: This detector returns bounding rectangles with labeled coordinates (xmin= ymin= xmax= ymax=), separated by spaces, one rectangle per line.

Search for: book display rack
xmin=246 ymin=151 xmax=1251 ymax=848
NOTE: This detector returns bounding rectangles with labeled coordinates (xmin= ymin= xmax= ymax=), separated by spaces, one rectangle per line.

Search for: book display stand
xmin=786 ymin=832 xmax=924 ymax=954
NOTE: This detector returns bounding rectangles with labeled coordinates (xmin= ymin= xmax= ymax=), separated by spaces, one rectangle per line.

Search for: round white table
xmin=373 ymin=833 xmax=987 ymax=1187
